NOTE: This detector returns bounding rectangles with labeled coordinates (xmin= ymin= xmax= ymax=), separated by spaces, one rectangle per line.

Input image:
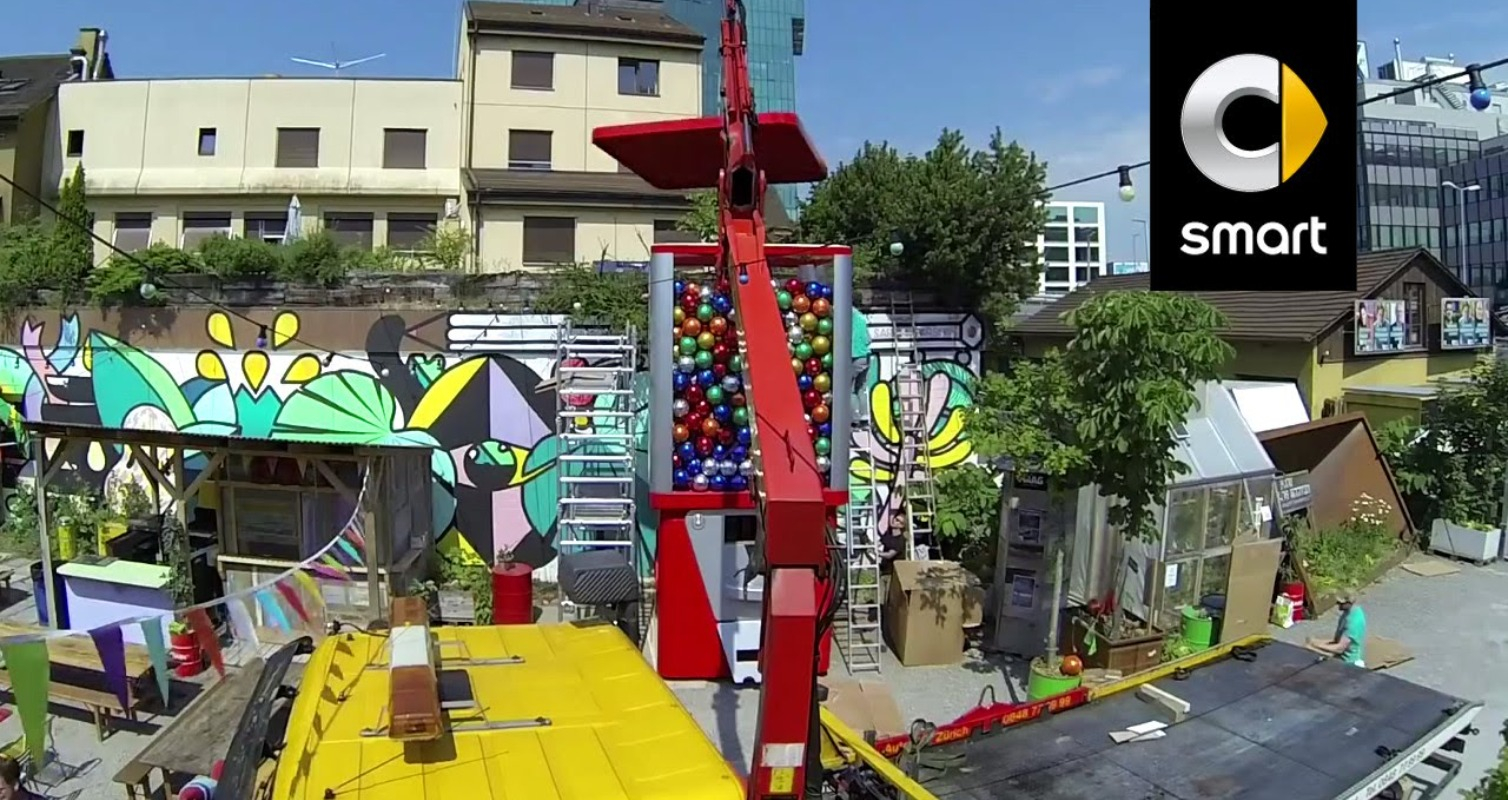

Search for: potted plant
xmin=1430 ymin=517 xmax=1501 ymax=565
xmin=168 ymin=619 xmax=204 ymax=678
xmin=1027 ymin=549 xmax=1083 ymax=700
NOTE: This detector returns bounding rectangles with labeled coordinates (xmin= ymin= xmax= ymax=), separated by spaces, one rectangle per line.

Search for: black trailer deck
xmin=920 ymin=641 xmax=1481 ymax=800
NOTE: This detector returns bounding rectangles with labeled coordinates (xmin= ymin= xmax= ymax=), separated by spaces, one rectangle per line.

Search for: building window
xmin=1072 ymin=206 xmax=1099 ymax=224
xmin=113 ymin=213 xmax=152 ymax=252
xmin=182 ymin=212 xmax=232 ymax=249
xmin=508 ymin=130 xmax=552 ymax=170
xmin=198 ymin=127 xmax=217 ymax=156
xmin=1075 ymin=245 xmax=1101 ymax=263
xmin=245 ymin=212 xmax=288 ymax=244
xmin=388 ymin=213 xmax=437 ymax=251
xmin=792 ymin=18 xmax=806 ymax=56
xmin=1075 ymin=267 xmax=1093 ymax=284
xmin=654 ymin=219 xmax=697 ymax=244
xmin=1043 ymin=226 xmax=1069 ymax=243
xmin=324 ymin=213 xmax=375 ymax=249
xmin=1043 ymin=246 xmax=1069 ymax=262
xmin=522 ymin=217 xmax=575 ymax=265
xmin=618 ymin=58 xmax=660 ymax=96
xmin=1403 ymin=281 xmax=1425 ymax=347
xmin=65 ymin=129 xmax=84 ymax=158
xmin=275 ymin=128 xmax=320 ymax=168
xmin=383 ymin=129 xmax=427 ymax=169
xmin=511 ymin=51 xmax=554 ymax=90
xmin=1045 ymin=206 xmax=1069 ymax=223
xmin=1045 ymin=266 xmax=1070 ymax=283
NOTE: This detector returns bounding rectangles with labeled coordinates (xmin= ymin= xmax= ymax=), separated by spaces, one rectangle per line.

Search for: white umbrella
xmin=284 ymin=195 xmax=302 ymax=244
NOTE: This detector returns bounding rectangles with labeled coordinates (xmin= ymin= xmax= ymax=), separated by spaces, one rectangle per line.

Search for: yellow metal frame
xmin=815 ymin=635 xmax=1271 ymax=799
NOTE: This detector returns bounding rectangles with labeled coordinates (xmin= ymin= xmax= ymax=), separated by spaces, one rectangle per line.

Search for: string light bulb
xmin=1467 ymin=65 xmax=1493 ymax=111
xmin=1117 ymin=165 xmax=1137 ymax=203
xmin=255 ymin=325 xmax=268 ymax=349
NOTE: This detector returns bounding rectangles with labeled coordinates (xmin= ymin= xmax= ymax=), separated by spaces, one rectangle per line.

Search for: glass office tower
xmin=1441 ymin=138 xmax=1508 ymax=301
xmin=1357 ymin=119 xmax=1479 ymax=257
xmin=513 ymin=0 xmax=806 ymax=216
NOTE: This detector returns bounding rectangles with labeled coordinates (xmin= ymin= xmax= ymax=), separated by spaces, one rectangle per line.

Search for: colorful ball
xmin=681 ymin=294 xmax=699 ymax=312
xmin=787 ymin=326 xmax=806 ymax=345
xmin=811 ymin=297 xmax=831 ymax=317
xmin=713 ymin=295 xmax=733 ymax=314
xmin=732 ymin=407 xmax=750 ymax=426
xmin=811 ymin=404 xmax=830 ymax=423
xmin=706 ymin=386 xmax=725 ymax=405
xmin=729 ymin=475 xmax=749 ymax=491
xmin=737 ymin=428 xmax=752 ymax=446
xmin=783 ymin=311 xmax=799 ymax=327
xmin=682 ymin=317 xmax=702 ymax=337
xmin=728 ymin=355 xmax=745 ymax=373
xmin=680 ymin=336 xmax=698 ymax=354
xmin=694 ymin=350 xmax=714 ymax=369
xmin=673 ymin=423 xmax=690 ymax=443
xmin=709 ymin=316 xmax=728 ymax=335
xmin=816 ymin=455 xmax=831 ymax=472
xmin=718 ymin=427 xmax=735 ymax=445
xmin=799 ymin=312 xmax=819 ymax=332
xmin=802 ymin=389 xmax=821 ymax=408
xmin=797 ymin=374 xmax=813 ymax=390
xmin=701 ymin=418 xmax=721 ymax=437
xmin=674 ymin=280 xmax=686 ymax=294
xmin=730 ymin=392 xmax=746 ymax=407
xmin=792 ymin=358 xmax=804 ymax=374
xmin=718 ymin=459 xmax=738 ymax=477
xmin=673 ymin=307 xmax=686 ymax=325
xmin=673 ymin=398 xmax=690 ymax=417
xmin=721 ymin=375 xmax=742 ymax=393
xmin=697 ymin=303 xmax=714 ymax=321
xmin=792 ymin=295 xmax=811 ymax=314
xmin=673 ymin=372 xmax=689 ymax=391
xmin=776 ymin=291 xmax=793 ymax=310
xmin=678 ymin=356 xmax=696 ymax=373
xmin=805 ymin=358 xmax=823 ymax=376
xmin=785 ymin=278 xmax=803 ymax=294
xmin=813 ymin=373 xmax=831 ymax=393
xmin=685 ymin=384 xmax=704 ymax=402
xmin=695 ymin=435 xmax=715 ymax=455
xmin=814 ymin=437 xmax=831 ymax=456
xmin=821 ymin=352 xmax=834 ymax=369
xmin=713 ymin=405 xmax=732 ymax=422
xmin=697 ymin=331 xmax=717 ymax=350
xmin=811 ymin=335 xmax=831 ymax=355
xmin=817 ymin=317 xmax=834 ymax=336
xmin=794 ymin=342 xmax=814 ymax=360
xmin=712 ymin=343 xmax=731 ymax=362
xmin=712 ymin=363 xmax=728 ymax=379
xmin=673 ymin=469 xmax=689 ymax=489
xmin=805 ymin=282 xmax=823 ymax=298
xmin=692 ymin=474 xmax=710 ymax=492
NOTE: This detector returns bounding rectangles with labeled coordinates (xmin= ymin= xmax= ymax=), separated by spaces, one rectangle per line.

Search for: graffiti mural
xmin=0 ymin=307 xmax=982 ymax=572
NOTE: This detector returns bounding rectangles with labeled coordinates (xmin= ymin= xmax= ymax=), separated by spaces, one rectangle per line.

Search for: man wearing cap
xmin=1306 ymin=590 xmax=1367 ymax=667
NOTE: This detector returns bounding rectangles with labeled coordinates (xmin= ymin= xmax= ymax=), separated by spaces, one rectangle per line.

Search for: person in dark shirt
xmin=0 ymin=755 xmax=38 ymax=800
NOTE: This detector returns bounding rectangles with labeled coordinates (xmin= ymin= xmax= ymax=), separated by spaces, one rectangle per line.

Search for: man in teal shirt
xmin=1307 ymin=590 xmax=1367 ymax=667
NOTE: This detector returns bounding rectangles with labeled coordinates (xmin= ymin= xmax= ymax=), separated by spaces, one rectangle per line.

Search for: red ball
xmin=686 ymin=412 xmax=704 ymax=431
xmin=712 ymin=343 xmax=730 ymax=362
xmin=718 ymin=428 xmax=736 ymax=445
xmin=731 ymin=393 xmax=746 ymax=407
xmin=785 ymin=278 xmax=803 ymax=294
xmin=695 ymin=400 xmax=711 ymax=415
xmin=712 ymin=363 xmax=728 ymax=378
xmin=681 ymin=294 xmax=699 ymax=312
xmin=695 ymin=436 xmax=714 ymax=455
xmin=685 ymin=282 xmax=701 ymax=296
xmin=716 ymin=278 xmax=731 ymax=294
xmin=1061 ymin=654 xmax=1084 ymax=677
xmin=802 ymin=389 xmax=821 ymax=408
xmin=805 ymin=358 xmax=823 ymax=376
xmin=685 ymin=385 xmax=705 ymax=404
xmin=806 ymin=424 xmax=817 ymax=439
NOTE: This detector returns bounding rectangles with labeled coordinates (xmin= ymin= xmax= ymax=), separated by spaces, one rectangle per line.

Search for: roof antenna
xmin=290 ymin=43 xmax=387 ymax=75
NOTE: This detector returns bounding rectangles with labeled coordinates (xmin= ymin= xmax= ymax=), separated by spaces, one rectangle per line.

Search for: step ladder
xmin=890 ymin=296 xmax=938 ymax=561
xmin=554 ymin=318 xmax=639 ymax=621
xmin=838 ymin=396 xmax=884 ymax=673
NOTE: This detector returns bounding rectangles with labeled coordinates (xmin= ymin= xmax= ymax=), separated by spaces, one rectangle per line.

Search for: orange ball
xmin=709 ymin=316 xmax=728 ymax=335
xmin=673 ymin=424 xmax=690 ymax=443
xmin=701 ymin=417 xmax=721 ymax=437
xmin=1061 ymin=654 xmax=1084 ymax=677
xmin=682 ymin=317 xmax=702 ymax=337
xmin=811 ymin=298 xmax=831 ymax=317
xmin=810 ymin=404 xmax=830 ymax=424
xmin=792 ymin=295 xmax=811 ymax=314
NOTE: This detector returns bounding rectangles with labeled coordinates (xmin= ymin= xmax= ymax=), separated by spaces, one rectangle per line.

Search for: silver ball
xmin=672 ymin=398 xmax=690 ymax=417
xmin=816 ymin=455 xmax=831 ymax=472
xmin=677 ymin=356 xmax=696 ymax=373
xmin=692 ymin=474 xmax=710 ymax=491
xmin=739 ymin=459 xmax=754 ymax=476
xmin=702 ymin=457 xmax=718 ymax=475
xmin=787 ymin=326 xmax=805 ymax=344
xmin=699 ymin=286 xmax=713 ymax=300
xmin=822 ymin=392 xmax=833 ymax=405
xmin=783 ymin=311 xmax=799 ymax=326
xmin=721 ymin=375 xmax=742 ymax=393
xmin=719 ymin=459 xmax=738 ymax=476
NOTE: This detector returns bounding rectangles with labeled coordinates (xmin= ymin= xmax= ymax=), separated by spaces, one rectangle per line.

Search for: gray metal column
xmin=829 ymin=253 xmax=853 ymax=492
xmin=649 ymin=251 xmax=675 ymax=494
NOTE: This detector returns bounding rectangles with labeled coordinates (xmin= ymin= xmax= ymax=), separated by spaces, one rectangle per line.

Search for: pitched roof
xmin=0 ymin=55 xmax=74 ymax=120
xmin=1008 ymin=248 xmax=1469 ymax=342
xmin=465 ymin=1 xmax=703 ymax=48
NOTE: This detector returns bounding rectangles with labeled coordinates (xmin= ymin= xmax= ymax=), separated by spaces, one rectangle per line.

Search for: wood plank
xmin=0 ymin=621 xmax=154 ymax=677
xmin=131 ymin=659 xmax=267 ymax=779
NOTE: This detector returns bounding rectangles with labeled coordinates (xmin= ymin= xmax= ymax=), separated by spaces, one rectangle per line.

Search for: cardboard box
xmin=822 ymin=678 xmax=905 ymax=739
xmin=885 ymin=560 xmax=982 ymax=666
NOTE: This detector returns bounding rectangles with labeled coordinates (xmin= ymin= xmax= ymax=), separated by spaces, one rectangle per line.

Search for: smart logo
xmin=1178 ymin=54 xmax=1331 ymax=258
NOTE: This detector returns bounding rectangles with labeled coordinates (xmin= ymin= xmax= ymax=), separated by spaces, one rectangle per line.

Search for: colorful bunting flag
xmin=335 ymin=537 xmax=362 ymax=566
xmin=1 ymin=639 xmax=50 ymax=766
xmin=274 ymin=579 xmax=311 ymax=626
xmin=291 ymin=569 xmax=325 ymax=615
xmin=87 ymin=625 xmax=130 ymax=713
xmin=256 ymin=588 xmax=291 ymax=633
xmin=316 ymin=555 xmax=350 ymax=581
xmin=140 ymin=620 xmax=171 ymax=707
xmin=343 ymin=521 xmax=366 ymax=551
xmin=186 ymin=608 xmax=225 ymax=678
xmin=225 ymin=596 xmax=260 ymax=651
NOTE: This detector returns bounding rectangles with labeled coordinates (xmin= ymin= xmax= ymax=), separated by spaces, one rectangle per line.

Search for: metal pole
xmin=1134 ymin=219 xmax=1149 ymax=268
xmin=829 ymin=253 xmax=854 ymax=493
xmin=648 ymin=251 xmax=675 ymax=494
xmin=1459 ymin=190 xmax=1468 ymax=281
xmin=32 ymin=437 xmax=59 ymax=630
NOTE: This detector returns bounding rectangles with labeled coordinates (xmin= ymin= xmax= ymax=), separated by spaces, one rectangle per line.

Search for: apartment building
xmin=0 ymin=28 xmax=111 ymax=224
xmin=459 ymin=1 xmax=704 ymax=269
xmin=50 ymin=77 xmax=464 ymax=264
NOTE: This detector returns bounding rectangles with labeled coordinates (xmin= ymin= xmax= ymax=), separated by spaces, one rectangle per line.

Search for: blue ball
xmin=713 ymin=295 xmax=733 ymax=314
xmin=673 ymin=373 xmax=689 ymax=391
xmin=729 ymin=475 xmax=749 ymax=491
xmin=713 ymin=405 xmax=732 ymax=422
xmin=797 ymin=374 xmax=813 ymax=390
xmin=1471 ymin=87 xmax=1493 ymax=111
xmin=806 ymin=282 xmax=824 ymax=299
xmin=698 ymin=369 xmax=717 ymax=386
xmin=709 ymin=474 xmax=729 ymax=491
xmin=737 ymin=428 xmax=752 ymax=446
xmin=683 ymin=458 xmax=701 ymax=475
xmin=673 ymin=469 xmax=689 ymax=488
xmin=731 ymin=445 xmax=748 ymax=461
xmin=678 ymin=442 xmax=696 ymax=462
xmin=674 ymin=280 xmax=685 ymax=294
xmin=713 ymin=444 xmax=727 ymax=458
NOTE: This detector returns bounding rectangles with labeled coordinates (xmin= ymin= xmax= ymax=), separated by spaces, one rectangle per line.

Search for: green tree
xmin=52 ymin=164 xmax=94 ymax=295
xmin=933 ymin=463 xmax=1005 ymax=575
xmin=1464 ymin=719 xmax=1508 ymax=800
xmin=677 ymin=191 xmax=719 ymax=242
xmin=798 ymin=129 xmax=1049 ymax=328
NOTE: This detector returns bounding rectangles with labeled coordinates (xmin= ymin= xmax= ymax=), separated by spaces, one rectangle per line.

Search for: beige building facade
xmin=37 ymin=1 xmax=706 ymax=271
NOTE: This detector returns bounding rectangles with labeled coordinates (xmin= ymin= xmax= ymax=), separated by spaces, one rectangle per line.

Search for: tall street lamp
xmin=1442 ymin=180 xmax=1481 ymax=279
xmin=1133 ymin=218 xmax=1149 ymax=267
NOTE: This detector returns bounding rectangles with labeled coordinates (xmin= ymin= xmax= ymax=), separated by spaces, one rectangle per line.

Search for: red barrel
xmin=1284 ymin=581 xmax=1306 ymax=622
xmin=491 ymin=562 xmax=534 ymax=624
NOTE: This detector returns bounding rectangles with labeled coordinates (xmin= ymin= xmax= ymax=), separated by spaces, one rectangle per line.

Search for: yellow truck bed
xmin=272 ymin=621 xmax=745 ymax=799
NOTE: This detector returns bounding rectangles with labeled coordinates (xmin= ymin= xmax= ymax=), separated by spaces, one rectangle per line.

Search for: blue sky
xmin=1 ymin=0 xmax=1503 ymax=262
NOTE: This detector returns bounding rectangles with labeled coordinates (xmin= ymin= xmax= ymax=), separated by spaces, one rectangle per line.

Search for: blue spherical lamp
xmin=1471 ymin=87 xmax=1493 ymax=111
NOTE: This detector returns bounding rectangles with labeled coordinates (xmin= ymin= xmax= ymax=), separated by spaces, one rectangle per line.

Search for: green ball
xmin=680 ymin=336 xmax=698 ymax=354
xmin=776 ymin=291 xmax=793 ymax=310
xmin=728 ymin=355 xmax=745 ymax=373
xmin=821 ymin=352 xmax=834 ymax=369
xmin=697 ymin=303 xmax=715 ymax=321
xmin=795 ymin=342 xmax=814 ymax=360
xmin=814 ymin=437 xmax=831 ymax=456
xmin=817 ymin=318 xmax=834 ymax=336
xmin=732 ymin=407 xmax=750 ymax=426
xmin=695 ymin=350 xmax=714 ymax=369
xmin=706 ymin=386 xmax=725 ymax=404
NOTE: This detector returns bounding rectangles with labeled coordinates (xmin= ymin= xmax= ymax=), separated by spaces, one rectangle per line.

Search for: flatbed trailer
xmin=821 ymin=638 xmax=1482 ymax=800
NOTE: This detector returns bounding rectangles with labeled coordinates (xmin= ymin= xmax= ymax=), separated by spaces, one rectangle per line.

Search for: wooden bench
xmin=112 ymin=760 xmax=153 ymax=800
xmin=0 ymin=676 xmax=123 ymax=740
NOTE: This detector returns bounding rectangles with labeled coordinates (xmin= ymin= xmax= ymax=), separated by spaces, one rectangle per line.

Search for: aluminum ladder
xmin=554 ymin=318 xmax=639 ymax=620
xmin=838 ymin=392 xmax=884 ymax=673
xmin=890 ymin=296 xmax=938 ymax=561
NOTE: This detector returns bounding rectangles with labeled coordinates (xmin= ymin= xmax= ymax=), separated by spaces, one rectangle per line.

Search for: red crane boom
xmin=594 ymin=1 xmax=834 ymax=796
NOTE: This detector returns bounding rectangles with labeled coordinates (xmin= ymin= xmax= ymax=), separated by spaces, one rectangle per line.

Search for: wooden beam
xmin=364 ymin=460 xmax=384 ymax=621
xmin=312 ymin=459 xmax=355 ymax=500
xmin=128 ymin=445 xmax=174 ymax=497
xmin=32 ymin=436 xmax=59 ymax=630
xmin=1137 ymin=683 xmax=1190 ymax=724
xmin=39 ymin=438 xmax=82 ymax=484
xmin=182 ymin=452 xmax=225 ymax=502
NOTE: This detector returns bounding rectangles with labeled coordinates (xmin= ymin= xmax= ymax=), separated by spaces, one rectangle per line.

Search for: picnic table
xmin=115 ymin=659 xmax=266 ymax=800
xmin=0 ymin=620 xmax=157 ymax=740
